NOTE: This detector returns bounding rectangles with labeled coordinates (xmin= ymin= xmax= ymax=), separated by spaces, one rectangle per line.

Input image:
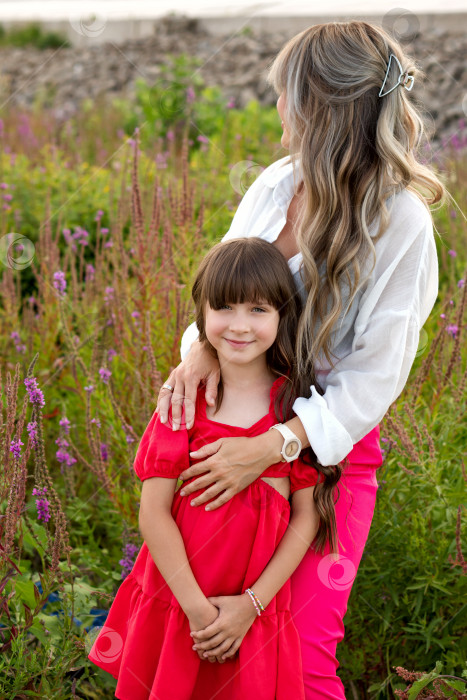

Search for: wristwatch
xmin=268 ymin=424 xmax=302 ymax=463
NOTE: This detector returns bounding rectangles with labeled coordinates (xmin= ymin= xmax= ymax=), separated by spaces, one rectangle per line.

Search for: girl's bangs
xmin=204 ymin=247 xmax=283 ymax=310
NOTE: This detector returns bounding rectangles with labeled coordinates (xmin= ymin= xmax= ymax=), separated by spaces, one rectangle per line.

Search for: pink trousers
xmin=290 ymin=424 xmax=383 ymax=699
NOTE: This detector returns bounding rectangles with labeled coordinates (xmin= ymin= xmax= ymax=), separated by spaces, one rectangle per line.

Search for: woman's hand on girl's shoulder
xmin=190 ymin=594 xmax=258 ymax=661
xmin=155 ymin=339 xmax=221 ymax=430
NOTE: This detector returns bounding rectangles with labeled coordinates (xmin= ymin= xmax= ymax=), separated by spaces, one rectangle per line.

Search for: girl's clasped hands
xmin=189 ymin=594 xmax=258 ymax=664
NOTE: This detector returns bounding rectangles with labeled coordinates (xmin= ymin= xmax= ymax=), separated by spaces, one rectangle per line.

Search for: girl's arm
xmin=191 ymin=486 xmax=320 ymax=660
xmin=139 ymin=476 xmax=219 ymax=633
xmin=247 ymin=485 xmax=319 ymax=608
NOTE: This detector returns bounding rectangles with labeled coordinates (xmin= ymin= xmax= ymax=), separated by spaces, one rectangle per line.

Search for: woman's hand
xmin=190 ymin=595 xmax=258 ymax=661
xmin=155 ymin=339 xmax=220 ymax=431
xmin=187 ymin=601 xmax=225 ymax=664
xmin=179 ymin=432 xmax=278 ymax=510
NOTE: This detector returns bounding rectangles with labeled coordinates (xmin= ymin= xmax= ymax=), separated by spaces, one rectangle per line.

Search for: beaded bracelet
xmin=244 ymin=588 xmax=265 ymax=616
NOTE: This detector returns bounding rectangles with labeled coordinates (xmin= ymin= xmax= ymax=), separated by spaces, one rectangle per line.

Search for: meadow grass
xmin=0 ymin=86 xmax=465 ymax=698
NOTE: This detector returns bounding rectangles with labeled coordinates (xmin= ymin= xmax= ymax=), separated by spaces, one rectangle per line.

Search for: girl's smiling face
xmin=204 ymin=300 xmax=280 ymax=365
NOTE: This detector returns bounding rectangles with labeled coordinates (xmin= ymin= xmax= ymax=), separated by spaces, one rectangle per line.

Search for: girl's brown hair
xmin=191 ymin=237 xmax=343 ymax=554
xmin=265 ymin=20 xmax=449 ymax=380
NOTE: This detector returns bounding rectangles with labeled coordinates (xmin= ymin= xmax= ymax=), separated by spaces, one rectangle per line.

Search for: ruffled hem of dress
xmin=88 ymin=573 xmax=305 ymax=700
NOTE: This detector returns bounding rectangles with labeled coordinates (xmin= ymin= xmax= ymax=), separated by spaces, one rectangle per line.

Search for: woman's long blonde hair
xmin=265 ymin=20 xmax=449 ymax=375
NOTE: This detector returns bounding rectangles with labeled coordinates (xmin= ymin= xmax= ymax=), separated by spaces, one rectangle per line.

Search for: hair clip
xmin=379 ymin=53 xmax=414 ymax=98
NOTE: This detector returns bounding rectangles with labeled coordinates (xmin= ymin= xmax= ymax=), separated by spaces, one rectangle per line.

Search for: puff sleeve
xmin=133 ymin=408 xmax=190 ymax=481
xmin=289 ymin=457 xmax=320 ymax=494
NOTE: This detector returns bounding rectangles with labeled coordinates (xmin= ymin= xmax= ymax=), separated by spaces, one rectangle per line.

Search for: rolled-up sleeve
xmin=293 ymin=210 xmax=439 ymax=465
xmin=180 ymin=322 xmax=200 ymax=361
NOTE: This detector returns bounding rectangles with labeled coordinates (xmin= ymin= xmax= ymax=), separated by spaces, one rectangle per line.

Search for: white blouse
xmin=180 ymin=154 xmax=439 ymax=465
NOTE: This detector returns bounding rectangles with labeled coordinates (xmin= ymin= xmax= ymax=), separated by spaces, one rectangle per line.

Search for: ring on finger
xmin=162 ymin=383 xmax=174 ymax=392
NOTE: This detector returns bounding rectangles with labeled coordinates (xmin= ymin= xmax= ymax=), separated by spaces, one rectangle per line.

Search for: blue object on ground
xmin=34 ymin=580 xmax=109 ymax=631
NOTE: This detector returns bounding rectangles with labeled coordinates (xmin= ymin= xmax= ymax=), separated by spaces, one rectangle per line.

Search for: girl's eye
xmin=252 ymin=307 xmax=266 ymax=313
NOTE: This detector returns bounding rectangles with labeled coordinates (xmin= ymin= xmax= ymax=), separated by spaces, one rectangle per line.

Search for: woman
xmin=156 ymin=20 xmax=447 ymax=699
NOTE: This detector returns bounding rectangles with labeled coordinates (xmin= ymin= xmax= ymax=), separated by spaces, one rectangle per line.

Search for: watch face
xmin=284 ymin=439 xmax=300 ymax=458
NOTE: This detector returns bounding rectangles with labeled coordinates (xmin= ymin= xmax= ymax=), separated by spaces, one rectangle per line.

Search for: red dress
xmin=88 ymin=376 xmax=319 ymax=700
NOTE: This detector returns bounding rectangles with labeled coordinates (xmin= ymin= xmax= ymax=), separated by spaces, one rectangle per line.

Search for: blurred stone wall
xmin=0 ymin=14 xmax=465 ymax=153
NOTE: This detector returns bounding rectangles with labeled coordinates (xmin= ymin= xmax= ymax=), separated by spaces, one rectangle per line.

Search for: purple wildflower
xmin=24 ymin=377 xmax=45 ymax=408
xmin=91 ymin=417 xmax=101 ymax=428
xmin=124 ymin=428 xmax=136 ymax=444
xmin=104 ymin=287 xmax=114 ymax=304
xmin=32 ymin=486 xmax=50 ymax=523
xmin=447 ymin=324 xmax=458 ymax=338
xmin=55 ymin=436 xmax=77 ymax=468
xmin=100 ymin=228 xmax=109 ymax=235
xmin=59 ymin=416 xmax=71 ymax=434
xmin=226 ymin=97 xmax=235 ymax=109
xmin=86 ymin=263 xmax=95 ymax=282
xmin=103 ymin=240 xmax=113 ymax=249
xmin=10 ymin=438 xmax=24 ymax=460
xmin=119 ymin=543 xmax=139 ymax=579
xmin=84 ymin=384 xmax=94 ymax=393
xmin=197 ymin=135 xmax=209 ymax=144
xmin=458 ymin=279 xmax=465 ymax=288
xmin=72 ymin=227 xmax=89 ymax=247
xmin=62 ymin=228 xmax=77 ymax=252
xmin=108 ymin=348 xmax=117 ymax=362
xmin=55 ymin=449 xmax=68 ymax=463
xmin=440 ymin=313 xmax=446 ymax=319
xmin=56 ymin=450 xmax=77 ymax=468
xmin=186 ymin=86 xmax=195 ymax=104
xmin=166 ymin=130 xmax=174 ymax=142
xmin=53 ymin=271 xmax=67 ymax=295
xmin=448 ymin=249 xmax=457 ymax=257
xmin=156 ymin=152 xmax=168 ymax=169
xmin=100 ymin=443 xmax=108 ymax=461
xmin=99 ymin=367 xmax=111 ymax=384
xmin=27 ymin=421 xmax=38 ymax=447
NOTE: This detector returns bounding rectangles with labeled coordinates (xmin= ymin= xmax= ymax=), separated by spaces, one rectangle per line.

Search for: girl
xmin=88 ymin=237 xmax=342 ymax=700
xmin=156 ymin=20 xmax=448 ymax=699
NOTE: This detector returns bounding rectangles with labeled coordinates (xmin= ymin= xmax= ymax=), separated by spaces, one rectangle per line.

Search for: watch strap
xmin=268 ymin=423 xmax=302 ymax=462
